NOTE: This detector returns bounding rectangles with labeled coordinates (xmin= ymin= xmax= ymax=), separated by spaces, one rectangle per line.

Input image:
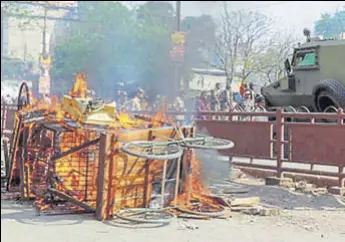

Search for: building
xmin=188 ymin=68 xmax=241 ymax=94
xmin=1 ymin=2 xmax=77 ymax=74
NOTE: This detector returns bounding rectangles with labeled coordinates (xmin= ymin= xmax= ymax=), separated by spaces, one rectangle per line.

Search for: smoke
xmin=194 ymin=127 xmax=232 ymax=187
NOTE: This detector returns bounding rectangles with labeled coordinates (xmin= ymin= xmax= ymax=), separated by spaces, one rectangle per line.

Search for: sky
xmin=123 ymin=1 xmax=344 ymax=36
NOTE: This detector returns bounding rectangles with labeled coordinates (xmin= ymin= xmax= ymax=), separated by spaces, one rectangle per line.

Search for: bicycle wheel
xmin=176 ymin=204 xmax=225 ymax=217
xmin=121 ymin=141 xmax=183 ymax=160
xmin=180 ymin=136 xmax=234 ymax=150
xmin=116 ymin=208 xmax=175 ymax=224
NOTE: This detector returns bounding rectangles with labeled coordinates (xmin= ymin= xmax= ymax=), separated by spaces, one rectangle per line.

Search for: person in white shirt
xmin=128 ymin=88 xmax=144 ymax=112
xmin=43 ymin=93 xmax=52 ymax=105
xmin=173 ymin=96 xmax=186 ymax=125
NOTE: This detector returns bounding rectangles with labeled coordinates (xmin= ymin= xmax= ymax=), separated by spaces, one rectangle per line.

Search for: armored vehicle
xmin=262 ymin=29 xmax=345 ymax=112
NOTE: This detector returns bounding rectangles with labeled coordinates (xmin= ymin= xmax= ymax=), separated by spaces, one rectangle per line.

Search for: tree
xmin=254 ymin=33 xmax=296 ymax=83
xmin=214 ymin=2 xmax=274 ymax=84
xmin=213 ymin=2 xmax=297 ymax=86
xmin=181 ymin=14 xmax=217 ymax=69
xmin=314 ymin=7 xmax=345 ymax=38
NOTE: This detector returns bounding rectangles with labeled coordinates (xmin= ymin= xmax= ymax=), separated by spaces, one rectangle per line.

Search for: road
xmin=1 ymin=200 xmax=345 ymax=242
xmin=2 ymin=139 xmax=344 ymax=242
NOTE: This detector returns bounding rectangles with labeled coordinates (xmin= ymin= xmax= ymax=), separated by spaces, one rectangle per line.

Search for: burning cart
xmin=4 ymin=75 xmax=234 ymax=223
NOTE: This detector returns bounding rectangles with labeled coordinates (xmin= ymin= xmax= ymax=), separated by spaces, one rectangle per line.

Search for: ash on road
xmin=1 ymin=200 xmax=345 ymax=242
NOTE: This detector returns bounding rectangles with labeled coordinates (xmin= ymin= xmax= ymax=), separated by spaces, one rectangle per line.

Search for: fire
xmin=151 ymin=111 xmax=174 ymax=127
xmin=8 ymin=73 xmax=222 ymax=218
xmin=170 ymin=151 xmax=219 ymax=210
xmin=69 ymin=73 xmax=88 ymax=98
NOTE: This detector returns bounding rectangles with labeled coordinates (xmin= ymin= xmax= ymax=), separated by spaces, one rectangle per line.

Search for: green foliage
xmin=51 ymin=1 xmax=217 ymax=98
xmin=314 ymin=7 xmax=345 ymax=38
xmin=51 ymin=1 xmax=175 ymax=98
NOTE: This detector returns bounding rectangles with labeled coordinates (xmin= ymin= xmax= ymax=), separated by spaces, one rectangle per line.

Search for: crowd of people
xmin=2 ymin=81 xmax=266 ymax=124
xmin=194 ymin=82 xmax=266 ymax=120
xmin=110 ymin=81 xmax=267 ymax=123
xmin=196 ymin=82 xmax=265 ymax=113
xmin=113 ymin=88 xmax=186 ymax=114
xmin=112 ymin=82 xmax=265 ymax=112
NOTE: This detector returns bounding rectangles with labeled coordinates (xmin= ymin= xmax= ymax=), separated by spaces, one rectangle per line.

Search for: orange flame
xmin=13 ymin=73 xmax=221 ymax=214
xmin=69 ymin=73 xmax=88 ymax=98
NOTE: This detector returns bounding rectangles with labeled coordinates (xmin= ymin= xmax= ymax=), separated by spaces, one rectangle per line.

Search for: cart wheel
xmin=116 ymin=208 xmax=175 ymax=224
xmin=180 ymin=136 xmax=234 ymax=150
xmin=121 ymin=141 xmax=183 ymax=160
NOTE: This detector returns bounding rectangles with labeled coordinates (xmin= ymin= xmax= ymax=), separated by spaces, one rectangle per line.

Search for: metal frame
xmin=95 ymin=126 xmax=197 ymax=221
xmin=195 ymin=108 xmax=345 ymax=187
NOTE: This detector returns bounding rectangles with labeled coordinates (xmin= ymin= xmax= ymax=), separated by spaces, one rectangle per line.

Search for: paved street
xmin=1 ymin=200 xmax=345 ymax=242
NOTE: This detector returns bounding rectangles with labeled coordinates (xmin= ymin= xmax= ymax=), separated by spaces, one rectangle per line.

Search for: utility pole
xmin=173 ymin=1 xmax=181 ymax=99
xmin=42 ymin=6 xmax=47 ymax=55
xmin=176 ymin=1 xmax=181 ymax=31
xmin=38 ymin=4 xmax=51 ymax=96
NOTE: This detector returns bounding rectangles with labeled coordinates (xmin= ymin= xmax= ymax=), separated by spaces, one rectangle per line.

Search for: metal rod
xmin=51 ymin=138 xmax=100 ymax=161
xmin=173 ymin=1 xmax=181 ymax=99
xmin=174 ymin=156 xmax=182 ymax=206
xmin=47 ymin=188 xmax=95 ymax=212
xmin=187 ymin=149 xmax=192 ymax=205
xmin=42 ymin=6 xmax=48 ymax=54
xmin=161 ymin=160 xmax=167 ymax=208
xmin=84 ymin=151 xmax=89 ymax=202
xmin=176 ymin=1 xmax=181 ymax=31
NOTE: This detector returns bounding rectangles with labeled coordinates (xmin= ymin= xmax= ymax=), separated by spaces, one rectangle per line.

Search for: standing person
xmin=249 ymin=83 xmax=256 ymax=101
xmin=221 ymin=84 xmax=233 ymax=111
xmin=238 ymin=89 xmax=254 ymax=121
xmin=173 ymin=96 xmax=186 ymax=126
xmin=195 ymin=91 xmax=209 ymax=120
xmin=152 ymin=95 xmax=161 ymax=111
xmin=220 ymin=84 xmax=233 ymax=120
xmin=255 ymin=95 xmax=266 ymax=110
xmin=241 ymin=89 xmax=255 ymax=112
xmin=128 ymin=88 xmax=144 ymax=112
xmin=214 ymin=83 xmax=222 ymax=109
xmin=210 ymin=90 xmax=220 ymax=111
xmin=239 ymin=80 xmax=246 ymax=98
xmin=254 ymin=95 xmax=268 ymax=121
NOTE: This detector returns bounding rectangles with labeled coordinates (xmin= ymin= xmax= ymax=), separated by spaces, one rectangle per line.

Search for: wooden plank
xmin=230 ymin=197 xmax=260 ymax=207
xmin=95 ymin=134 xmax=109 ymax=221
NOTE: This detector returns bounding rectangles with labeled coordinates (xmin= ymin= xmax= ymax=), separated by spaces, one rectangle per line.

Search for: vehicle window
xmin=296 ymin=51 xmax=316 ymax=67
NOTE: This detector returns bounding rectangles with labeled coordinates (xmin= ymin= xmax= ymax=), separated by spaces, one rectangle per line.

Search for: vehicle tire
xmin=313 ymin=79 xmax=345 ymax=112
